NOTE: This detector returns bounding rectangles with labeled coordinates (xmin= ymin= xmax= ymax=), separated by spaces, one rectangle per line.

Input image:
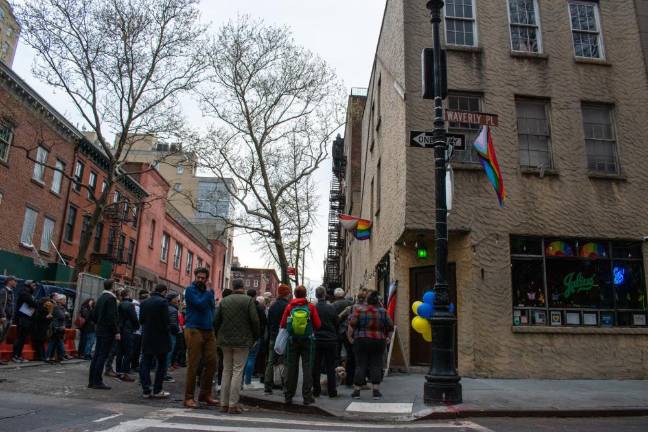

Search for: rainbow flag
xmin=473 ymin=126 xmax=506 ymax=206
xmin=339 ymin=214 xmax=373 ymax=240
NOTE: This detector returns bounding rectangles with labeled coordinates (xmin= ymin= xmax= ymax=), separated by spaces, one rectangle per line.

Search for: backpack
xmin=287 ymin=304 xmax=312 ymax=339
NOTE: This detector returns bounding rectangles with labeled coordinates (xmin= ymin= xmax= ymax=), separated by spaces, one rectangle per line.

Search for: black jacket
xmin=255 ymin=301 xmax=267 ymax=339
xmin=80 ymin=303 xmax=96 ymax=333
xmin=51 ymin=304 xmax=67 ymax=334
xmin=168 ymin=303 xmax=180 ymax=335
xmin=140 ymin=292 xmax=171 ymax=354
xmin=267 ymin=297 xmax=289 ymax=340
xmin=333 ymin=298 xmax=352 ymax=316
xmin=94 ymin=291 xmax=119 ymax=337
xmin=118 ymin=299 xmax=140 ymax=333
xmin=15 ymin=290 xmax=37 ymax=323
xmin=315 ymin=301 xmax=339 ymax=342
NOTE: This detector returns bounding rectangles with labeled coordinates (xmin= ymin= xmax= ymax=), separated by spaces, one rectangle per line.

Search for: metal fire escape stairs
xmin=324 ymin=135 xmax=345 ymax=293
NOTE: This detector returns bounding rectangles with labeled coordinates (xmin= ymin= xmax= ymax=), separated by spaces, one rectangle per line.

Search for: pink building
xmin=230 ymin=267 xmax=280 ymax=297
xmin=126 ymin=163 xmax=226 ymax=296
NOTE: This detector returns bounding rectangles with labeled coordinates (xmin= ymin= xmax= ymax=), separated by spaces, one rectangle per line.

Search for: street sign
xmin=410 ymin=131 xmax=465 ymax=149
xmin=444 ymin=110 xmax=499 ymax=127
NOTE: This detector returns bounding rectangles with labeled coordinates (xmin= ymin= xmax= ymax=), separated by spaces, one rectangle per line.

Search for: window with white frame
xmin=161 ymin=233 xmax=170 ymax=262
xmin=568 ymin=1 xmax=604 ymax=59
xmin=508 ymin=0 xmax=541 ymax=53
xmin=177 ymin=165 xmax=184 ymax=174
xmin=88 ymin=171 xmax=97 ymax=200
xmin=20 ymin=207 xmax=38 ymax=246
xmin=582 ymin=103 xmax=618 ymax=174
xmin=445 ymin=0 xmax=477 ymax=47
xmin=73 ymin=161 xmax=84 ymax=192
xmin=448 ymin=93 xmax=482 ymax=163
xmin=32 ymin=146 xmax=48 ymax=182
xmin=516 ymin=99 xmax=553 ymax=169
xmin=40 ymin=217 xmax=55 ymax=252
xmin=186 ymin=251 xmax=194 ymax=275
xmin=174 ymin=242 xmax=183 ymax=269
xmin=51 ymin=160 xmax=64 ymax=194
xmin=0 ymin=123 xmax=12 ymax=162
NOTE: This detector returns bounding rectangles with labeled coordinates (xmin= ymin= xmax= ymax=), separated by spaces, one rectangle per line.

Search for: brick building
xmin=230 ymin=267 xmax=280 ymax=297
xmin=342 ymin=0 xmax=648 ymax=379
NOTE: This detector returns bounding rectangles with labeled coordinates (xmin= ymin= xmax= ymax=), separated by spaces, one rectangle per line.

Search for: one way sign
xmin=410 ymin=131 xmax=465 ymax=149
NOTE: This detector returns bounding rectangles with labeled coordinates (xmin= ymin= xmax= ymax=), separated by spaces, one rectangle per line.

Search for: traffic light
xmin=416 ymin=240 xmax=428 ymax=259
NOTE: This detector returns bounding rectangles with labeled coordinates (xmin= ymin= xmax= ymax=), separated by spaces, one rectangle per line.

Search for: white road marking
xmin=93 ymin=413 xmax=123 ymax=423
xmin=345 ymin=402 xmax=413 ymax=414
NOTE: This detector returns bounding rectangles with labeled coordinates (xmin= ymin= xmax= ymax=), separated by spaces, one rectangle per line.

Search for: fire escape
xmin=324 ymin=134 xmax=345 ymax=293
xmin=95 ymin=201 xmax=133 ymax=265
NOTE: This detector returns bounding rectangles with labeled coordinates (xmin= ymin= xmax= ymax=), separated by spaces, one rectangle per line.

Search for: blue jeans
xmin=84 ymin=332 xmax=96 ymax=358
xmin=244 ymin=339 xmax=261 ymax=384
xmin=166 ymin=334 xmax=177 ymax=372
xmin=140 ymin=352 xmax=168 ymax=395
xmin=46 ymin=332 xmax=65 ymax=360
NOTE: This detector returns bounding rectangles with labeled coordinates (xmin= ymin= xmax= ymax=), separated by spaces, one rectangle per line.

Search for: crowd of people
xmin=0 ymin=268 xmax=395 ymax=411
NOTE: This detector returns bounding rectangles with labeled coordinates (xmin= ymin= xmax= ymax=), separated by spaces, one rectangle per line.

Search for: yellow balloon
xmin=422 ymin=328 xmax=433 ymax=342
xmin=411 ymin=301 xmax=423 ymax=316
xmin=412 ymin=316 xmax=427 ymax=334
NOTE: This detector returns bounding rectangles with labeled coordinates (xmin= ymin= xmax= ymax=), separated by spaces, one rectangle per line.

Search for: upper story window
xmin=186 ymin=251 xmax=194 ymax=275
xmin=149 ymin=219 xmax=156 ymax=248
xmin=160 ymin=233 xmax=170 ymax=262
xmin=88 ymin=171 xmax=97 ymax=200
xmin=582 ymin=103 xmax=618 ymax=174
xmin=177 ymin=165 xmax=184 ymax=174
xmin=448 ymin=93 xmax=482 ymax=164
xmin=93 ymin=222 xmax=103 ymax=253
xmin=173 ymin=242 xmax=183 ymax=270
xmin=516 ymin=99 xmax=552 ymax=169
xmin=64 ymin=205 xmax=77 ymax=243
xmin=445 ymin=0 xmax=477 ymax=47
xmin=508 ymin=0 xmax=541 ymax=53
xmin=73 ymin=161 xmax=84 ymax=192
xmin=51 ymin=160 xmax=65 ymax=194
xmin=0 ymin=123 xmax=13 ymax=163
xmin=20 ymin=207 xmax=38 ymax=246
xmin=568 ymin=1 xmax=604 ymax=59
xmin=32 ymin=146 xmax=48 ymax=183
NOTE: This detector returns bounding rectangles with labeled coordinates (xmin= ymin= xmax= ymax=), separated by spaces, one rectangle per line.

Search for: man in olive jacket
xmin=214 ymin=279 xmax=260 ymax=414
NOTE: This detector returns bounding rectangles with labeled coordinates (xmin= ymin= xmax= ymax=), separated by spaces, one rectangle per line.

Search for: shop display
xmin=583 ymin=312 xmax=597 ymax=326
xmin=550 ymin=311 xmax=562 ymax=326
xmin=566 ymin=312 xmax=581 ymax=325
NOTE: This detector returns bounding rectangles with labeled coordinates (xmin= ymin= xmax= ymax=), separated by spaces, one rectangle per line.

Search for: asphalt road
xmin=1 ymin=361 xmax=647 ymax=432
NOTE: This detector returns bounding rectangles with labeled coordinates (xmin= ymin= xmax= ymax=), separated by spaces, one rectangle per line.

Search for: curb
xmin=240 ymin=394 xmax=335 ymax=417
xmin=415 ymin=408 xmax=648 ymax=421
xmin=0 ymin=359 xmax=86 ymax=370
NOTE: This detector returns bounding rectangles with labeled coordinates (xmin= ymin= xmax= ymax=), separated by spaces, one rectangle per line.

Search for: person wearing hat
xmin=12 ymin=280 xmax=37 ymax=363
xmin=0 ymin=276 xmax=16 ymax=365
xmin=46 ymin=294 xmax=69 ymax=363
xmin=165 ymin=292 xmax=181 ymax=382
xmin=263 ymin=283 xmax=291 ymax=394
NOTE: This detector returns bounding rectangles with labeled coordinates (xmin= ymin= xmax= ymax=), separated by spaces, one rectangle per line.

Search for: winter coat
xmin=0 ymin=285 xmax=15 ymax=322
xmin=32 ymin=298 xmax=54 ymax=341
xmin=15 ymin=290 xmax=37 ymax=326
xmin=214 ymin=292 xmax=260 ymax=348
xmin=94 ymin=291 xmax=119 ymax=337
xmin=255 ymin=300 xmax=267 ymax=339
xmin=333 ymin=298 xmax=353 ymax=316
xmin=267 ymin=297 xmax=289 ymax=340
xmin=80 ymin=303 xmax=96 ymax=333
xmin=314 ymin=300 xmax=339 ymax=342
xmin=51 ymin=304 xmax=67 ymax=335
xmin=139 ymin=292 xmax=171 ymax=355
xmin=118 ymin=299 xmax=140 ymax=333
xmin=184 ymin=283 xmax=215 ymax=330
xmin=168 ymin=303 xmax=180 ymax=335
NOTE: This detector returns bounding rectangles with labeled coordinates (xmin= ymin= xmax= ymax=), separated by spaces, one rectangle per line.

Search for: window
xmin=127 ymin=239 xmax=135 ymax=265
xmin=448 ymin=94 xmax=482 ymax=163
xmin=582 ymin=104 xmax=618 ymax=174
xmin=107 ymin=228 xmax=116 ymax=256
xmin=186 ymin=251 xmax=194 ymax=275
xmin=511 ymin=236 xmax=646 ymax=327
xmin=132 ymin=206 xmax=139 ymax=227
xmin=370 ymin=178 xmax=374 ymax=219
xmin=73 ymin=161 xmax=84 ymax=192
xmin=0 ymin=123 xmax=12 ymax=162
xmin=101 ymin=180 xmax=107 ymax=194
xmin=161 ymin=233 xmax=170 ymax=262
xmin=40 ymin=217 xmax=55 ymax=252
xmin=376 ymin=160 xmax=381 ymax=215
xmin=245 ymin=279 xmax=250 ymax=287
xmin=51 ymin=160 xmax=64 ymax=194
xmin=113 ymin=190 xmax=121 ymax=204
xmin=173 ymin=183 xmax=182 ymax=192
xmin=20 ymin=207 xmax=38 ymax=246
xmin=118 ymin=234 xmax=126 ymax=262
xmin=149 ymin=220 xmax=156 ymax=248
xmin=32 ymin=146 xmax=48 ymax=182
xmin=88 ymin=172 xmax=97 ymax=200
xmin=177 ymin=165 xmax=184 ymax=174
xmin=445 ymin=0 xmax=477 ymax=46
xmin=64 ymin=206 xmax=77 ymax=242
xmin=80 ymin=215 xmax=91 ymax=240
xmin=197 ymin=257 xmax=203 ymax=269
xmin=569 ymin=1 xmax=604 ymax=59
xmin=173 ymin=242 xmax=183 ymax=269
xmin=93 ymin=222 xmax=103 ymax=253
xmin=516 ymin=99 xmax=552 ymax=168
xmin=508 ymin=0 xmax=541 ymax=53
xmin=253 ymin=279 xmax=259 ymax=288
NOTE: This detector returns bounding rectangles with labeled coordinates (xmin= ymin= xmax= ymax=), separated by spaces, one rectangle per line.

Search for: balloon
xmin=411 ymin=316 xmax=428 ymax=334
xmin=423 ymin=290 xmax=436 ymax=305
xmin=411 ymin=301 xmax=423 ymax=315
xmin=417 ymin=302 xmax=433 ymax=319
xmin=422 ymin=327 xmax=433 ymax=342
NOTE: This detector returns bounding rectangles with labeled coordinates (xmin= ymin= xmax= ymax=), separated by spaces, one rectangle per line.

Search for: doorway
xmin=409 ymin=264 xmax=457 ymax=366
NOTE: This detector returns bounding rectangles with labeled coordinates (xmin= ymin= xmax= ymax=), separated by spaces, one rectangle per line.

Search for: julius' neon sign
xmin=563 ymin=272 xmax=596 ymax=298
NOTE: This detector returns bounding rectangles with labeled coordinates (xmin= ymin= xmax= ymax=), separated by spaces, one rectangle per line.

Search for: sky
xmin=12 ymin=0 xmax=387 ymax=288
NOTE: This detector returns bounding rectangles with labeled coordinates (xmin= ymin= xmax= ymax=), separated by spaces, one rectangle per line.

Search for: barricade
xmin=1 ymin=325 xmax=78 ymax=361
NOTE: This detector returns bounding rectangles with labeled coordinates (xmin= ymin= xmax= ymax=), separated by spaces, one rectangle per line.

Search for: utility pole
xmin=423 ymin=0 xmax=462 ymax=404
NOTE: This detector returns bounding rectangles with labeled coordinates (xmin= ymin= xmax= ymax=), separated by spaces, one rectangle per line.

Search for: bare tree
xmin=196 ymin=16 xmax=345 ymax=283
xmin=16 ymin=0 xmax=206 ymax=277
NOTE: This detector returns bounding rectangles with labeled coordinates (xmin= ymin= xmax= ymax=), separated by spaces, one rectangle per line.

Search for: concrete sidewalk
xmin=239 ymin=373 xmax=648 ymax=421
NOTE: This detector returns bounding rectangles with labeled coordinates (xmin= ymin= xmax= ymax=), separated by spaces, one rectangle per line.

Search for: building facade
xmin=0 ymin=1 xmax=19 ymax=67
xmin=342 ymin=0 xmax=648 ymax=379
xmin=230 ymin=267 xmax=280 ymax=298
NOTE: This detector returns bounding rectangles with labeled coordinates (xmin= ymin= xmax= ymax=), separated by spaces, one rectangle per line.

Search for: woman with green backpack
xmin=278 ymin=285 xmax=321 ymax=405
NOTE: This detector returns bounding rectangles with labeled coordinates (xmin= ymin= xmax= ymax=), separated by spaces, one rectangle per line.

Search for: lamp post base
xmin=424 ymin=376 xmax=462 ymax=404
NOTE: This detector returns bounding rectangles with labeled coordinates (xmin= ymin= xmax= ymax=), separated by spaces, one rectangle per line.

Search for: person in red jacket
xmin=279 ymin=285 xmax=321 ymax=405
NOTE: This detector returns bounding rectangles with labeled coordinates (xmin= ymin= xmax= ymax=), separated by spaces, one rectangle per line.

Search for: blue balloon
xmin=448 ymin=303 xmax=456 ymax=314
xmin=423 ymin=290 xmax=436 ymax=305
xmin=417 ymin=302 xmax=433 ymax=319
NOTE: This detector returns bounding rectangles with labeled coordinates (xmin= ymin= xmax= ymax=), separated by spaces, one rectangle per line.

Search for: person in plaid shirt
xmin=347 ymin=290 xmax=393 ymax=400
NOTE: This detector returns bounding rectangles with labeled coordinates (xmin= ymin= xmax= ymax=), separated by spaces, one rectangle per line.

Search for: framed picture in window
xmin=633 ymin=314 xmax=646 ymax=326
xmin=583 ymin=312 xmax=597 ymax=326
xmin=520 ymin=310 xmax=529 ymax=325
xmin=533 ymin=310 xmax=546 ymax=325
xmin=566 ymin=311 xmax=581 ymax=325
xmin=513 ymin=309 xmax=521 ymax=326
xmin=600 ymin=311 xmax=614 ymax=327
xmin=550 ymin=310 xmax=562 ymax=326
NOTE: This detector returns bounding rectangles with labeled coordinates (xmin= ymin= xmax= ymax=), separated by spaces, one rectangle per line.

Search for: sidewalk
xmin=239 ymin=373 xmax=648 ymax=421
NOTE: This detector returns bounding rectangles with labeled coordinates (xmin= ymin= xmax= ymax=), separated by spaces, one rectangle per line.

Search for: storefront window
xmin=511 ymin=236 xmax=646 ymax=327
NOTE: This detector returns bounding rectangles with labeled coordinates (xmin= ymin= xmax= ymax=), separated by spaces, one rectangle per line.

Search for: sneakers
xmin=164 ymin=376 xmax=176 ymax=383
xmin=351 ymin=389 xmax=361 ymax=399
xmin=142 ymin=392 xmax=152 ymax=399
xmin=119 ymin=374 xmax=135 ymax=382
xmin=303 ymin=397 xmax=315 ymax=406
xmin=372 ymin=389 xmax=383 ymax=400
xmin=12 ymin=356 xmax=27 ymax=363
xmin=152 ymin=391 xmax=170 ymax=399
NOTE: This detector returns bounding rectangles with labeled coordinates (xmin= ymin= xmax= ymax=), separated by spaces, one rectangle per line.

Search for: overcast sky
xmin=12 ymin=0 xmax=387 ymax=287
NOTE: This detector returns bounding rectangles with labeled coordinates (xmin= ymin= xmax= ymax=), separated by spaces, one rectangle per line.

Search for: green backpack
xmin=287 ymin=304 xmax=312 ymax=339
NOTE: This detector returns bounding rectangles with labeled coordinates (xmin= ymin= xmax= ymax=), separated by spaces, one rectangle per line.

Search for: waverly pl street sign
xmin=444 ymin=110 xmax=499 ymax=127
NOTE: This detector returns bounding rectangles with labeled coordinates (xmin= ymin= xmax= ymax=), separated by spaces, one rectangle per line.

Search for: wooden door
xmin=409 ymin=264 xmax=457 ymax=366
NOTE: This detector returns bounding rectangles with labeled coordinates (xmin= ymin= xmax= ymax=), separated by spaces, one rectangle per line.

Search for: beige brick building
xmin=0 ymin=0 xmax=19 ymax=68
xmin=342 ymin=0 xmax=648 ymax=379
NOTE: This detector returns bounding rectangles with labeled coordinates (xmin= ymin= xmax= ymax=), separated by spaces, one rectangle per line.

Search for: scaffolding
xmin=324 ymin=134 xmax=345 ymax=293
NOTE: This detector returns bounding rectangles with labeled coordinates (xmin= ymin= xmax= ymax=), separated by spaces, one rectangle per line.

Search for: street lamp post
xmin=424 ymin=0 xmax=462 ymax=404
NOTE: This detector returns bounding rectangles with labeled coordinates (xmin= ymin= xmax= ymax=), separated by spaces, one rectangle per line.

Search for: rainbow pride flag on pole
xmin=473 ymin=126 xmax=506 ymax=206
xmin=339 ymin=214 xmax=373 ymax=240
